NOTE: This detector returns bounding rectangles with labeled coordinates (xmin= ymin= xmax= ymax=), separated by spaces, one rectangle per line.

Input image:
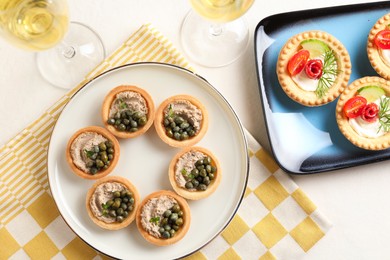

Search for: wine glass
xmin=181 ymin=0 xmax=254 ymax=68
xmin=0 ymin=0 xmax=105 ymax=89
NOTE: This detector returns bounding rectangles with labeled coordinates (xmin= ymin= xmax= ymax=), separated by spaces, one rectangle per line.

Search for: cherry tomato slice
xmin=361 ymin=103 xmax=379 ymax=122
xmin=305 ymin=59 xmax=323 ymax=79
xmin=287 ymin=49 xmax=310 ymax=76
xmin=343 ymin=96 xmax=367 ymax=118
xmin=374 ymin=29 xmax=390 ymax=50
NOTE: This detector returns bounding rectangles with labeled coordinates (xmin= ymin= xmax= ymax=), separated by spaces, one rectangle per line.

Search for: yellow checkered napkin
xmin=0 ymin=24 xmax=331 ymax=259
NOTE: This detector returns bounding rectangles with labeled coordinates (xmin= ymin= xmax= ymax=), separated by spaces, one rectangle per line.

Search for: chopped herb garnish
xmin=316 ymin=50 xmax=340 ymax=99
xmin=84 ymin=149 xmax=94 ymax=158
xmin=118 ymin=98 xmax=128 ymax=109
xmin=167 ymin=104 xmax=174 ymax=118
xmin=181 ymin=169 xmax=187 ymax=175
xmin=101 ymin=203 xmax=109 ymax=216
xmin=150 ymin=216 xmax=160 ymax=224
xmin=378 ymin=97 xmax=390 ymax=133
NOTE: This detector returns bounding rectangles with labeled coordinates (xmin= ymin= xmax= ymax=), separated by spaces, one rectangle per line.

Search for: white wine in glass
xmin=0 ymin=0 xmax=105 ymax=89
xmin=181 ymin=0 xmax=254 ymax=67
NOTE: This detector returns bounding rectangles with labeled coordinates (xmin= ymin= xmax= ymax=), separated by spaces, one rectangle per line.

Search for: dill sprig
xmin=378 ymin=97 xmax=390 ymax=133
xmin=316 ymin=50 xmax=339 ymax=99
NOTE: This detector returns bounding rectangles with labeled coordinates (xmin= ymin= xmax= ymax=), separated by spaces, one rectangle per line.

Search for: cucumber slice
xmin=357 ymin=85 xmax=386 ymax=102
xmin=300 ymin=39 xmax=330 ymax=59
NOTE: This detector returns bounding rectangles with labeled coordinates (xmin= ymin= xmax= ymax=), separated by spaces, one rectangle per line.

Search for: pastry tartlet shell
xmin=102 ymin=85 xmax=155 ymax=139
xmin=168 ymin=146 xmax=221 ymax=200
xmin=135 ymin=190 xmax=191 ymax=246
xmin=85 ymin=175 xmax=140 ymax=230
xmin=154 ymin=95 xmax=208 ymax=147
xmin=367 ymin=13 xmax=390 ymax=80
xmin=66 ymin=126 xmax=120 ymax=180
xmin=276 ymin=30 xmax=352 ymax=106
xmin=336 ymin=76 xmax=390 ymax=150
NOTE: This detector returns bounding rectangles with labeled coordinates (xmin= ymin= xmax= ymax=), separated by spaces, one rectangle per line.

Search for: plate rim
xmin=47 ymin=61 xmax=250 ymax=259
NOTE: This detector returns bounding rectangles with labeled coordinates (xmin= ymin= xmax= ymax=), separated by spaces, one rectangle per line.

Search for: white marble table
xmin=1 ymin=0 xmax=389 ymax=259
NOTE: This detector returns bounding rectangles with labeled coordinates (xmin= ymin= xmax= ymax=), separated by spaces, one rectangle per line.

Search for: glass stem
xmin=209 ymin=23 xmax=224 ymax=37
xmin=62 ymin=45 xmax=76 ymax=59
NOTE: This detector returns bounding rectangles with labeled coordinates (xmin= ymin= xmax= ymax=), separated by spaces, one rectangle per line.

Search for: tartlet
xmin=154 ymin=95 xmax=208 ymax=147
xmin=367 ymin=13 xmax=390 ymax=80
xmin=276 ymin=30 xmax=351 ymax=106
xmin=336 ymin=76 xmax=390 ymax=150
xmin=168 ymin=146 xmax=221 ymax=200
xmin=86 ymin=175 xmax=140 ymax=230
xmin=135 ymin=190 xmax=191 ymax=246
xmin=102 ymin=85 xmax=155 ymax=139
xmin=66 ymin=126 xmax=120 ymax=180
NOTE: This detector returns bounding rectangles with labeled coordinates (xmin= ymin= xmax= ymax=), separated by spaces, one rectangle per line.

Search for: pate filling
xmin=70 ymin=132 xmax=107 ymax=173
xmin=175 ymin=150 xmax=205 ymax=190
xmin=140 ymin=195 xmax=177 ymax=238
xmin=109 ymin=91 xmax=148 ymax=118
xmin=164 ymin=100 xmax=202 ymax=133
xmin=89 ymin=182 xmax=127 ymax=223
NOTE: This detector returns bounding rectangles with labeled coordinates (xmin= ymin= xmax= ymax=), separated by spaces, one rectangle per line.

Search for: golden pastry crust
xmin=367 ymin=13 xmax=390 ymax=80
xmin=154 ymin=95 xmax=208 ymax=147
xmin=135 ymin=190 xmax=191 ymax=246
xmin=168 ymin=146 xmax=221 ymax=200
xmin=336 ymin=76 xmax=390 ymax=150
xmin=276 ymin=30 xmax=352 ymax=106
xmin=102 ymin=85 xmax=155 ymax=139
xmin=65 ymin=126 xmax=120 ymax=180
xmin=85 ymin=176 xmax=140 ymax=230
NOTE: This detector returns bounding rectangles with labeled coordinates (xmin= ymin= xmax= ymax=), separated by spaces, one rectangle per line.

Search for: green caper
xmin=211 ymin=166 xmax=217 ymax=173
xmin=116 ymin=216 xmax=124 ymax=223
xmin=178 ymin=211 xmax=184 ymax=217
xmin=107 ymin=148 xmax=114 ymax=154
xmin=164 ymin=118 xmax=170 ymax=126
xmin=163 ymin=210 xmax=172 ymax=218
xmin=107 ymin=118 xmax=116 ymax=125
xmin=180 ymin=122 xmax=190 ymax=129
xmin=164 ymin=225 xmax=171 ymax=231
xmin=121 ymin=203 xmax=128 ymax=210
xmin=166 ymin=129 xmax=173 ymax=138
xmin=115 ymin=119 xmax=121 ymax=125
xmin=185 ymin=182 xmax=194 ymax=189
xmin=172 ymin=204 xmax=180 ymax=213
xmin=108 ymin=154 xmax=113 ymax=160
xmin=181 ymin=132 xmax=189 ymax=140
xmin=169 ymin=213 xmax=178 ymax=223
xmin=123 ymin=118 xmax=130 ymax=125
xmin=114 ymin=112 xmax=121 ymax=119
xmin=90 ymin=167 xmax=98 ymax=174
xmin=188 ymin=130 xmax=195 ymax=137
xmin=138 ymin=116 xmax=147 ymax=126
xmin=174 ymin=116 xmax=184 ymax=125
xmin=106 ymin=200 xmax=114 ymax=207
xmin=130 ymin=120 xmax=138 ymax=128
xmin=172 ymin=225 xmax=179 ymax=231
xmin=113 ymin=191 xmax=121 ymax=198
xmin=86 ymin=161 xmax=94 ymax=168
xmin=191 ymin=179 xmax=199 ymax=187
xmin=123 ymin=211 xmax=129 ymax=218
xmin=191 ymin=168 xmax=199 ymax=177
xmin=196 ymin=159 xmax=204 ymax=166
xmin=109 ymin=210 xmax=116 ymax=217
xmin=116 ymin=208 xmax=124 ymax=216
xmin=133 ymin=112 xmax=142 ymax=119
xmin=159 ymin=227 xmax=165 ymax=233
xmin=101 ymin=153 xmax=108 ymax=163
xmin=99 ymin=142 xmax=107 ymax=151
xmin=105 ymin=141 xmax=113 ymax=148
xmin=112 ymin=200 xmax=121 ymax=209
xmin=169 ymin=229 xmax=176 ymax=237
xmin=198 ymin=184 xmax=207 ymax=191
xmin=129 ymin=197 xmax=135 ymax=204
xmin=93 ymin=146 xmax=100 ymax=153
xmin=130 ymin=127 xmax=138 ymax=132
xmin=161 ymin=218 xmax=168 ymax=226
xmin=173 ymin=132 xmax=181 ymax=140
xmin=176 ymin=218 xmax=183 ymax=226
xmin=118 ymin=124 xmax=126 ymax=131
xmin=162 ymin=231 xmax=170 ymax=239
xmin=200 ymin=169 xmax=207 ymax=177
xmin=209 ymin=173 xmax=215 ymax=180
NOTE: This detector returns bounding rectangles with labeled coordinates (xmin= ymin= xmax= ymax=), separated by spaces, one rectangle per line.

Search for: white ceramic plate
xmin=47 ymin=62 xmax=249 ymax=259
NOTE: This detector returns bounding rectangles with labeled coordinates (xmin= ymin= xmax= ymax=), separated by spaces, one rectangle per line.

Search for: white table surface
xmin=1 ymin=0 xmax=389 ymax=259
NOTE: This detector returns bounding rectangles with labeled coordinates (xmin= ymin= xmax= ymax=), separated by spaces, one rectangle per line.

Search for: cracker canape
xmin=154 ymin=95 xmax=208 ymax=147
xmin=102 ymin=85 xmax=155 ymax=138
xmin=336 ymin=76 xmax=390 ymax=150
xmin=66 ymin=126 xmax=120 ymax=180
xmin=136 ymin=190 xmax=191 ymax=246
xmin=277 ymin=30 xmax=351 ymax=106
xmin=168 ymin=146 xmax=221 ymax=200
xmin=86 ymin=176 xmax=140 ymax=230
xmin=367 ymin=13 xmax=390 ymax=80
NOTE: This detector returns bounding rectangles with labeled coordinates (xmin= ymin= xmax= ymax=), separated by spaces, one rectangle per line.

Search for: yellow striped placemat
xmin=0 ymin=24 xmax=331 ymax=259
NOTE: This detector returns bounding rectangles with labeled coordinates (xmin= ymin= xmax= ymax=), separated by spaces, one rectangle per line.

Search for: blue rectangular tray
xmin=255 ymin=1 xmax=390 ymax=174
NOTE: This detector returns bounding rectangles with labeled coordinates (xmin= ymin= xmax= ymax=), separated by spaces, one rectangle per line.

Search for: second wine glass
xmin=181 ymin=0 xmax=254 ymax=68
